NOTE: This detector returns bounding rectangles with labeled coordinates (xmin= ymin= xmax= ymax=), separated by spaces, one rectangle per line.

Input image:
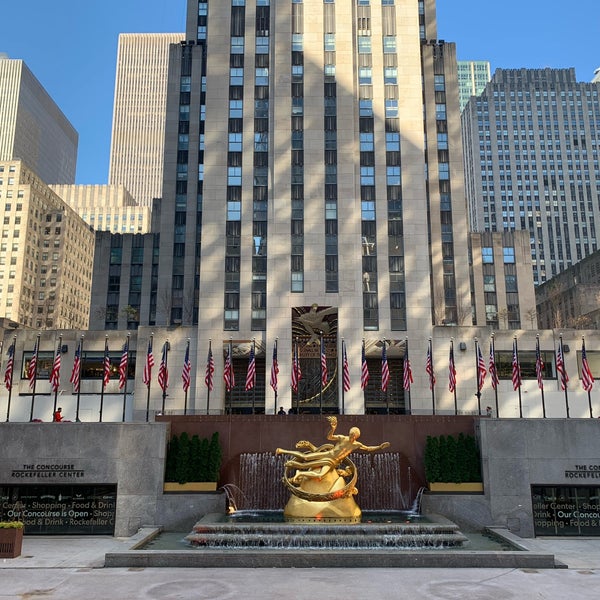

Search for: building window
xmin=482 ymin=247 xmax=494 ymax=263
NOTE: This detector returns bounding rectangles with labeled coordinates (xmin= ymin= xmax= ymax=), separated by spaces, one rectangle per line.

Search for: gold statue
xmin=276 ymin=416 xmax=390 ymax=522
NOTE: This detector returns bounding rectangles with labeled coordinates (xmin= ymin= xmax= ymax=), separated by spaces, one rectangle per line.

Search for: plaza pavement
xmin=2 ymin=532 xmax=600 ymax=599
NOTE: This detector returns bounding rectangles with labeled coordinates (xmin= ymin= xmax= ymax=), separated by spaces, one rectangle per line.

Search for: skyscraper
xmin=108 ymin=33 xmax=184 ymax=207
xmin=147 ymin=0 xmax=470 ymax=414
xmin=457 ymin=60 xmax=491 ymax=111
xmin=0 ymin=57 xmax=77 ymax=184
xmin=462 ymin=68 xmax=600 ymax=285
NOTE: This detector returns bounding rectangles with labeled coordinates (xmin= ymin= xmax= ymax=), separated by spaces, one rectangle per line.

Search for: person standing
xmin=53 ymin=407 xmax=63 ymax=422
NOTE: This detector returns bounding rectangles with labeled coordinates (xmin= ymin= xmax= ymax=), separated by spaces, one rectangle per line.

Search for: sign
xmin=532 ymin=485 xmax=600 ymax=536
xmin=0 ymin=484 xmax=117 ymax=535
xmin=10 ymin=464 xmax=85 ymax=480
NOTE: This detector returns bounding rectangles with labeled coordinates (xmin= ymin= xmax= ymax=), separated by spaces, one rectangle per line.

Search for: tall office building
xmin=457 ymin=60 xmax=490 ymax=111
xmin=108 ymin=33 xmax=184 ymax=206
xmin=137 ymin=0 xmax=471 ymax=415
xmin=462 ymin=68 xmax=600 ymax=286
xmin=0 ymin=57 xmax=77 ymax=184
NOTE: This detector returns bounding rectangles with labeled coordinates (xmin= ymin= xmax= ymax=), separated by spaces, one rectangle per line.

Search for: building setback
xmin=457 ymin=60 xmax=491 ymax=112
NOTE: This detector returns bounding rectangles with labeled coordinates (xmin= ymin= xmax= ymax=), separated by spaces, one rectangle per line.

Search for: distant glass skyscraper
xmin=0 ymin=57 xmax=77 ymax=184
xmin=457 ymin=60 xmax=491 ymax=111
xmin=108 ymin=33 xmax=183 ymax=207
xmin=462 ymin=68 xmax=600 ymax=285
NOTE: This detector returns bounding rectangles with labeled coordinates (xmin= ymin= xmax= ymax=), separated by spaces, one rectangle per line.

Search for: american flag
xmin=320 ymin=337 xmax=328 ymax=387
xmin=489 ymin=341 xmax=499 ymax=390
xmin=477 ymin=343 xmax=487 ymax=392
xmin=118 ymin=340 xmax=129 ymax=390
xmin=342 ymin=341 xmax=351 ymax=392
xmin=403 ymin=345 xmax=413 ymax=391
xmin=291 ymin=343 xmax=302 ymax=393
xmin=426 ymin=341 xmax=435 ymax=390
xmin=103 ymin=339 xmax=111 ymax=388
xmin=28 ymin=337 xmax=39 ymax=389
xmin=142 ymin=338 xmax=154 ymax=387
xmin=4 ymin=339 xmax=15 ymax=391
xmin=49 ymin=343 xmax=61 ymax=393
xmin=535 ymin=337 xmax=544 ymax=390
xmin=182 ymin=342 xmax=191 ymax=393
xmin=581 ymin=338 xmax=594 ymax=392
xmin=158 ymin=342 xmax=169 ymax=392
xmin=269 ymin=341 xmax=279 ymax=393
xmin=381 ymin=342 xmax=390 ymax=392
xmin=70 ymin=340 xmax=82 ymax=392
xmin=223 ymin=343 xmax=235 ymax=392
xmin=245 ymin=343 xmax=256 ymax=391
xmin=448 ymin=342 xmax=457 ymax=393
xmin=205 ymin=343 xmax=215 ymax=391
xmin=556 ymin=338 xmax=569 ymax=391
xmin=360 ymin=340 xmax=369 ymax=390
xmin=511 ymin=339 xmax=522 ymax=391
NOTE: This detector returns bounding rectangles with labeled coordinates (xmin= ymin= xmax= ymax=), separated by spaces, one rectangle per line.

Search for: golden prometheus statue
xmin=276 ymin=416 xmax=390 ymax=522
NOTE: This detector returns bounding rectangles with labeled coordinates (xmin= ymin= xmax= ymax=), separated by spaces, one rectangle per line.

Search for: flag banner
xmin=270 ymin=341 xmax=279 ymax=393
xmin=224 ymin=344 xmax=235 ymax=392
xmin=535 ymin=338 xmax=544 ymax=391
xmin=448 ymin=342 xmax=456 ymax=393
xmin=360 ymin=341 xmax=369 ymax=390
xmin=320 ymin=337 xmax=328 ymax=387
xmin=119 ymin=341 xmax=129 ymax=390
xmin=4 ymin=340 xmax=15 ymax=391
xmin=556 ymin=339 xmax=569 ymax=391
xmin=103 ymin=339 xmax=111 ymax=387
xmin=581 ymin=338 xmax=594 ymax=392
xmin=28 ymin=337 xmax=39 ymax=389
xmin=205 ymin=344 xmax=215 ymax=391
xmin=291 ymin=343 xmax=302 ymax=392
xmin=158 ymin=343 xmax=169 ymax=392
xmin=403 ymin=345 xmax=413 ymax=391
xmin=70 ymin=340 xmax=82 ymax=392
xmin=245 ymin=343 xmax=256 ymax=391
xmin=143 ymin=338 xmax=154 ymax=387
xmin=381 ymin=342 xmax=390 ymax=392
xmin=477 ymin=343 xmax=487 ymax=392
xmin=511 ymin=339 xmax=522 ymax=391
xmin=426 ymin=341 xmax=435 ymax=390
xmin=489 ymin=341 xmax=499 ymax=390
xmin=49 ymin=343 xmax=61 ymax=393
xmin=342 ymin=341 xmax=351 ymax=392
xmin=182 ymin=343 xmax=191 ymax=393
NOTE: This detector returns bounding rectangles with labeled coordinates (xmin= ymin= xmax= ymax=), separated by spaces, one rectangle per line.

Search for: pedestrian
xmin=53 ymin=407 xmax=63 ymax=422
xmin=277 ymin=407 xmax=286 ymax=415
xmin=486 ymin=406 xmax=493 ymax=418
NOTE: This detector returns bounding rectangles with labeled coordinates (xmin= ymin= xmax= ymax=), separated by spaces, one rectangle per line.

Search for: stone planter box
xmin=163 ymin=482 xmax=218 ymax=493
xmin=428 ymin=482 xmax=484 ymax=493
xmin=0 ymin=527 xmax=24 ymax=558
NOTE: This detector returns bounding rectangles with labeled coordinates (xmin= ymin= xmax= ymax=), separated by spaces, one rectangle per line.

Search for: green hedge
xmin=424 ymin=433 xmax=482 ymax=483
xmin=165 ymin=431 xmax=222 ymax=484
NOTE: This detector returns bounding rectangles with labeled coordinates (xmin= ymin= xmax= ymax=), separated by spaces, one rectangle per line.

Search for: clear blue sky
xmin=2 ymin=1 xmax=598 ymax=185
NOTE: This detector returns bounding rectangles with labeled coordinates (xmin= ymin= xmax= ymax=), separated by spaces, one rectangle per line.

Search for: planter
xmin=163 ymin=482 xmax=218 ymax=493
xmin=428 ymin=482 xmax=484 ymax=493
xmin=0 ymin=527 xmax=24 ymax=558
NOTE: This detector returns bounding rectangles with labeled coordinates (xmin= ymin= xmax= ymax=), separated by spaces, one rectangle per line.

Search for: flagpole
xmin=560 ymin=334 xmax=570 ymax=418
xmin=52 ymin=334 xmax=62 ymax=416
xmin=251 ymin=338 xmax=256 ymax=415
xmin=428 ymin=338 xmax=436 ymax=415
xmin=537 ymin=334 xmax=546 ymax=418
xmin=29 ymin=333 xmax=40 ymax=422
xmin=474 ymin=338 xmax=481 ymax=415
xmin=161 ymin=340 xmax=169 ymax=414
xmin=491 ymin=334 xmax=499 ymax=418
xmin=450 ymin=338 xmax=457 ymax=415
xmin=584 ymin=335 xmax=593 ymax=418
xmin=184 ymin=338 xmax=190 ymax=416
xmin=515 ymin=336 xmax=523 ymax=418
xmin=145 ymin=333 xmax=154 ymax=422
xmin=122 ymin=333 xmax=130 ymax=422
xmin=341 ymin=338 xmax=345 ymax=416
xmin=99 ymin=335 xmax=108 ymax=422
xmin=75 ymin=335 xmax=84 ymax=422
xmin=405 ymin=337 xmax=411 ymax=415
xmin=5 ymin=335 xmax=16 ymax=422
xmin=206 ymin=339 xmax=212 ymax=415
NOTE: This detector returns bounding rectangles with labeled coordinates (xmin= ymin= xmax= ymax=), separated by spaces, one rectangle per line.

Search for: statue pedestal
xmin=283 ymin=469 xmax=362 ymax=523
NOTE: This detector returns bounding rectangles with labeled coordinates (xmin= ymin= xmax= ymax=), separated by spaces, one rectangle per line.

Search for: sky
xmin=1 ymin=0 xmax=598 ymax=185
